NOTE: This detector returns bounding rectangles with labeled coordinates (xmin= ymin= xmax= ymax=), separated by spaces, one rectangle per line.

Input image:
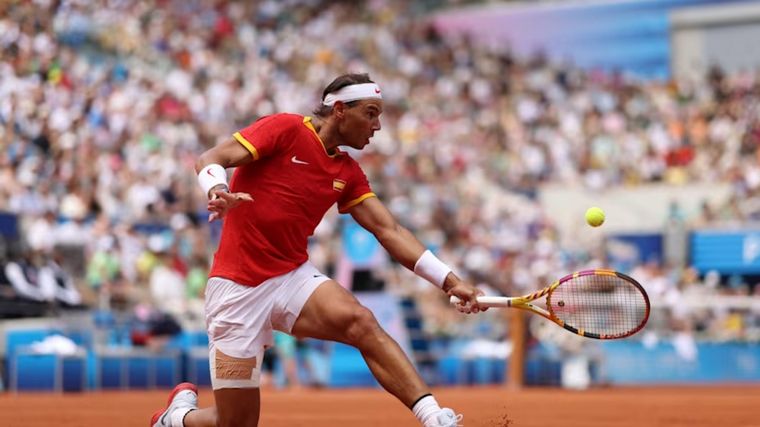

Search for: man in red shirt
xmin=151 ymin=73 xmax=483 ymax=427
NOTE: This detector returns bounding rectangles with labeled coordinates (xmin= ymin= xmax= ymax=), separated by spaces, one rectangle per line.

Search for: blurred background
xmin=1 ymin=0 xmax=759 ymax=393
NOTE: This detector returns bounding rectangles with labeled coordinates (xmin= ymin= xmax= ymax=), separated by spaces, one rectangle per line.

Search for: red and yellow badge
xmin=333 ymin=179 xmax=346 ymax=192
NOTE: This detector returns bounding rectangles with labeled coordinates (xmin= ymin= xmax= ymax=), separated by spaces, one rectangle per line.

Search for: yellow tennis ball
xmin=585 ymin=207 xmax=605 ymax=227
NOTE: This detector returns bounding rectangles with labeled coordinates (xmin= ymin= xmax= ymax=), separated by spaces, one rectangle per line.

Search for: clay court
xmin=0 ymin=385 xmax=757 ymax=427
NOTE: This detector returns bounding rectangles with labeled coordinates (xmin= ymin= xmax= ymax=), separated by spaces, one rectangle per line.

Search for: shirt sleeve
xmin=337 ymin=159 xmax=376 ymax=213
xmin=232 ymin=114 xmax=291 ymax=160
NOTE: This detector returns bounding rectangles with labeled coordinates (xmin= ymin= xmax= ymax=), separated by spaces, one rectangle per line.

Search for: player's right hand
xmin=207 ymin=190 xmax=253 ymax=222
xmin=444 ymin=277 xmax=486 ymax=314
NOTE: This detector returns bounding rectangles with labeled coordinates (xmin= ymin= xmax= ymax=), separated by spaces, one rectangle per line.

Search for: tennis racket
xmin=451 ymin=269 xmax=650 ymax=340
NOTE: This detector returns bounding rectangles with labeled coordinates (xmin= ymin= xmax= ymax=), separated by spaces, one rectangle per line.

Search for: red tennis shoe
xmin=150 ymin=383 xmax=198 ymax=427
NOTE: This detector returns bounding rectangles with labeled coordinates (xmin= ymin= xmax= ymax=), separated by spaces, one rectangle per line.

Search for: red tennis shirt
xmin=209 ymin=113 xmax=376 ymax=286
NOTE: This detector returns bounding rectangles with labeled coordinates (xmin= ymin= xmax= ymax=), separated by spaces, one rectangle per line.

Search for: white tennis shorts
xmin=204 ymin=261 xmax=328 ymax=389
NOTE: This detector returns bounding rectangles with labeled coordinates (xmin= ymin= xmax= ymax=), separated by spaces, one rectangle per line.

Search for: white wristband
xmin=414 ymin=250 xmax=453 ymax=288
xmin=198 ymin=164 xmax=228 ymax=197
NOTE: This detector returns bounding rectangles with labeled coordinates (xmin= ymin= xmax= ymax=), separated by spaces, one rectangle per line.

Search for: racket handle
xmin=449 ymin=296 xmax=512 ymax=308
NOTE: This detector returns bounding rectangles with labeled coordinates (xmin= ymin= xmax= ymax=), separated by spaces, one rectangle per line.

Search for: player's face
xmin=341 ymin=99 xmax=383 ymax=149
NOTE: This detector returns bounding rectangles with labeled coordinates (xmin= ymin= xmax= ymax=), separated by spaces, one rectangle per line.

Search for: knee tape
xmin=209 ymin=347 xmax=263 ymax=389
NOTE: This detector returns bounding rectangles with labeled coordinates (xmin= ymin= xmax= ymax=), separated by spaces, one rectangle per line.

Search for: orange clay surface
xmin=0 ymin=385 xmax=758 ymax=427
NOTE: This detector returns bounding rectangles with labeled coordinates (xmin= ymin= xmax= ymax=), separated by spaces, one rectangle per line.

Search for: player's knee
xmin=344 ymin=306 xmax=381 ymax=345
xmin=210 ymin=347 xmax=263 ymax=389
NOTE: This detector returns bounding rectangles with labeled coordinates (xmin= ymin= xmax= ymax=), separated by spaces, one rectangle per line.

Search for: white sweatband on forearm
xmin=413 ymin=250 xmax=453 ymax=288
xmin=198 ymin=164 xmax=228 ymax=197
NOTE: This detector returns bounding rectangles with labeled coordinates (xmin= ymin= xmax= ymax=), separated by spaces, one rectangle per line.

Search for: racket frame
xmin=450 ymin=269 xmax=651 ymax=340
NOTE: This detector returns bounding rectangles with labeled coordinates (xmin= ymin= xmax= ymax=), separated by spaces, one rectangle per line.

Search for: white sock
xmin=412 ymin=395 xmax=442 ymax=427
xmin=171 ymin=408 xmax=193 ymax=427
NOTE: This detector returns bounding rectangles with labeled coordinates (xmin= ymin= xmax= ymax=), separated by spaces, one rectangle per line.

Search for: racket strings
xmin=548 ymin=274 xmax=649 ymax=338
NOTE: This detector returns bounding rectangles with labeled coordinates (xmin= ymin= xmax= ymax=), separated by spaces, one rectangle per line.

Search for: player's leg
xmin=286 ymin=277 xmax=462 ymax=427
xmin=211 ymin=387 xmax=260 ymax=426
xmin=170 ymin=349 xmax=263 ymax=427
xmin=293 ymin=279 xmax=425 ymax=402
xmin=153 ymin=380 xmax=260 ymax=427
xmin=159 ymin=385 xmax=259 ymax=427
xmin=153 ymin=276 xmax=274 ymax=427
xmin=202 ymin=276 xmax=272 ymax=427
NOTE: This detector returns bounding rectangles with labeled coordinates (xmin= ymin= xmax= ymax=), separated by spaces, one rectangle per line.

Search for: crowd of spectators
xmin=0 ymin=0 xmax=759 ymax=345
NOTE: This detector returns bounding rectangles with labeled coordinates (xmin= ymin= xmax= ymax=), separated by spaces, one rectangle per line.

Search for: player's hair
xmin=312 ymin=73 xmax=375 ymax=117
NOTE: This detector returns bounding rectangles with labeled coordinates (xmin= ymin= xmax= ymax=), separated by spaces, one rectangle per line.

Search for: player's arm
xmin=349 ymin=197 xmax=483 ymax=311
xmin=195 ymin=137 xmax=254 ymax=189
xmin=195 ymin=138 xmax=255 ymax=222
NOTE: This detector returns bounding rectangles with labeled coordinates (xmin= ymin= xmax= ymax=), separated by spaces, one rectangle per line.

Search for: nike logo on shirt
xmin=291 ymin=156 xmax=309 ymax=165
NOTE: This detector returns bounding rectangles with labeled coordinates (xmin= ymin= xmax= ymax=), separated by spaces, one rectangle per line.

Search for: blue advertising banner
xmin=601 ymin=341 xmax=760 ymax=384
xmin=691 ymin=230 xmax=760 ymax=274
xmin=607 ymin=233 xmax=663 ymax=271
xmin=341 ymin=217 xmax=381 ymax=267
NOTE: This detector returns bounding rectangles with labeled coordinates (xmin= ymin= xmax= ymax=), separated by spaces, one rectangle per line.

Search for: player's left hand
xmin=444 ymin=277 xmax=487 ymax=314
xmin=207 ymin=190 xmax=253 ymax=222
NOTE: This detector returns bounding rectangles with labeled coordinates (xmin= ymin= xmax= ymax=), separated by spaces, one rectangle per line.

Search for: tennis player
xmin=151 ymin=73 xmax=483 ymax=427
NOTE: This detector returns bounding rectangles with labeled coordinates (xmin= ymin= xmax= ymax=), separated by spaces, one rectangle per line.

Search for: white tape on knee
xmin=209 ymin=347 xmax=263 ymax=389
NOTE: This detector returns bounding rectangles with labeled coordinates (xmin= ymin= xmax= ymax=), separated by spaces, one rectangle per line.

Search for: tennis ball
xmin=585 ymin=207 xmax=605 ymax=227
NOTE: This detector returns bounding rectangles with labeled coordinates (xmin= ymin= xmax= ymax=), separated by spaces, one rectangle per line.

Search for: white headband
xmin=322 ymin=83 xmax=382 ymax=106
